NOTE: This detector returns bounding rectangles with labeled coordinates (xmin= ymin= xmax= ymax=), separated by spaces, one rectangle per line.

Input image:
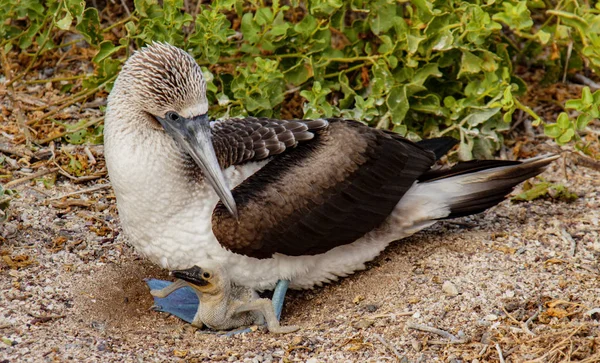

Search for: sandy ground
xmin=1 ymin=148 xmax=600 ymax=362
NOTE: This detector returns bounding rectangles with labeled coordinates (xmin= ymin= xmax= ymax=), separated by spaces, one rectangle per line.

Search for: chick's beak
xmin=172 ymin=266 xmax=209 ymax=286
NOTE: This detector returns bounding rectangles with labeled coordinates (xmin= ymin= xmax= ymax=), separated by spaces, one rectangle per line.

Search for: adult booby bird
xmin=104 ymin=42 xmax=557 ymax=324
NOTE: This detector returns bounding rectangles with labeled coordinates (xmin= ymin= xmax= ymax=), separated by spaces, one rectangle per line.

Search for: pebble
xmin=291 ymin=336 xmax=303 ymax=346
xmin=484 ymin=314 xmax=498 ymax=321
xmin=365 ymin=304 xmax=379 ymax=313
xmin=306 ymin=358 xmax=319 ymax=363
xmin=442 ymin=281 xmax=459 ymax=296
xmin=352 ymin=319 xmax=374 ymax=329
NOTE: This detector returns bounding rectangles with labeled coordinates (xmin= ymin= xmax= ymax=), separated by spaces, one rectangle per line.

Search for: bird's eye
xmin=167 ymin=112 xmax=179 ymax=121
xmin=202 ymin=272 xmax=211 ymax=279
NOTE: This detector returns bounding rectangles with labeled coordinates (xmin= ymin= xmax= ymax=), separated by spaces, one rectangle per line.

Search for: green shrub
xmin=2 ymin=0 xmax=599 ymax=159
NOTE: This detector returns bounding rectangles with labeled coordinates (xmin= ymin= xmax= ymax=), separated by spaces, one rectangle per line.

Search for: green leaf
xmin=463 ymin=107 xmax=501 ymax=127
xmin=309 ymin=0 xmax=342 ymax=15
xmin=294 ymin=15 xmax=317 ymax=37
xmin=241 ymin=13 xmax=260 ymax=43
xmin=92 ymin=41 xmax=125 ymax=64
xmin=536 ymin=30 xmax=551 ymax=44
xmin=544 ymin=124 xmax=562 ymax=138
xmin=556 ymin=112 xmax=570 ymax=129
xmin=286 ymin=60 xmax=312 ymax=85
xmin=76 ymin=8 xmax=103 ymax=45
xmin=576 ymin=113 xmax=592 ymax=130
xmin=406 ymin=34 xmax=425 ymax=54
xmin=557 ymin=128 xmax=575 ymax=144
xmin=458 ymin=140 xmax=473 ymax=161
xmin=369 ymin=0 xmax=397 ymax=35
xmin=492 ymin=1 xmax=533 ymax=30
xmin=565 ymin=98 xmax=583 ymax=110
xmin=56 ymin=12 xmax=73 ymax=30
xmin=255 ymin=8 xmax=273 ymax=26
xmin=458 ymin=51 xmax=483 ymax=77
xmin=386 ymin=86 xmax=409 ymax=124
xmin=581 ymin=87 xmax=594 ymax=105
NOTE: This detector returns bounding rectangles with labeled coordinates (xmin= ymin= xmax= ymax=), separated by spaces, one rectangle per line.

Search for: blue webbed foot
xmin=146 ymin=278 xmax=198 ymax=324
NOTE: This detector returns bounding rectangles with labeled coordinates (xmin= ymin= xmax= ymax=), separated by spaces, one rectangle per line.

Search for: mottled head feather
xmin=112 ymin=42 xmax=208 ymax=119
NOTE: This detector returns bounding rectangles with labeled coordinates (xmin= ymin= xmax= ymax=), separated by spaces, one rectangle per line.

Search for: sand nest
xmin=1 ymin=147 xmax=600 ymax=362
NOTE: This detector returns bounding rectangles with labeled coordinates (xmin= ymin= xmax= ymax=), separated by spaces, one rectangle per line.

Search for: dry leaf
xmin=173 ymin=350 xmax=188 ymax=358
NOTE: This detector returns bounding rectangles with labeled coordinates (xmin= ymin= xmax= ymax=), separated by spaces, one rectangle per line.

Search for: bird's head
xmin=113 ymin=42 xmax=208 ymax=125
xmin=107 ymin=42 xmax=238 ymax=217
xmin=172 ymin=265 xmax=227 ymax=296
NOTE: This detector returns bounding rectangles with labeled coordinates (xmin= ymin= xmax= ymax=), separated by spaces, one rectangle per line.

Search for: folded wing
xmin=211 ymin=119 xmax=437 ymax=259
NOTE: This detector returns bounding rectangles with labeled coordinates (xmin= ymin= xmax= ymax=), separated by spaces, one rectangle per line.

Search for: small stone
xmin=503 ymin=299 xmax=520 ymax=312
xmin=484 ymin=314 xmax=498 ymax=321
xmin=306 ymin=358 xmax=319 ymax=363
xmin=352 ymin=319 xmax=374 ymax=329
xmin=365 ymin=304 xmax=379 ymax=313
xmin=411 ymin=339 xmax=422 ymax=351
xmin=442 ymin=281 xmax=459 ymax=296
xmin=481 ymin=332 xmax=491 ymax=344
xmin=290 ymin=336 xmax=303 ymax=346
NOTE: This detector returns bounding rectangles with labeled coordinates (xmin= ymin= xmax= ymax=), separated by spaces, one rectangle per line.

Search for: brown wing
xmin=211 ymin=117 xmax=328 ymax=169
xmin=211 ymin=119 xmax=436 ymax=259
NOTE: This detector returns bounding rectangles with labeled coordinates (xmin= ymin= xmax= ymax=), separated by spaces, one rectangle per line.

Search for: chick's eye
xmin=202 ymin=272 xmax=211 ymax=279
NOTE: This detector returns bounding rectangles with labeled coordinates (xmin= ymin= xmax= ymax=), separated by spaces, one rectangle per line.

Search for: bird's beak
xmin=155 ymin=111 xmax=238 ymax=219
xmin=172 ymin=266 xmax=210 ymax=286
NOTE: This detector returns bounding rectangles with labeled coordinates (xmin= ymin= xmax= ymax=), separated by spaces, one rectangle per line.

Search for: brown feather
xmin=211 ymin=118 xmax=328 ymax=168
xmin=212 ymin=119 xmax=436 ymax=259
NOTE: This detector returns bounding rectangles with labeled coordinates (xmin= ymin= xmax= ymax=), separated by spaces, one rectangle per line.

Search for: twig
xmin=48 ymin=199 xmax=94 ymax=209
xmin=24 ymin=74 xmax=88 ymax=85
xmin=428 ymin=339 xmax=469 ymax=345
xmin=84 ymin=146 xmax=96 ymax=165
xmin=366 ymin=312 xmax=414 ymax=320
xmin=102 ymin=15 xmax=135 ymax=33
xmin=406 ymin=322 xmax=465 ymax=343
xmin=0 ymin=143 xmax=33 ymax=158
xmin=524 ymin=326 xmax=582 ymax=363
xmin=56 ymin=168 xmax=107 ymax=183
xmin=372 ymin=334 xmax=405 ymax=362
xmin=523 ymin=306 xmax=542 ymax=336
xmin=562 ymin=41 xmax=573 ymax=84
xmin=572 ymin=74 xmax=600 ymax=90
xmin=29 ymin=314 xmax=66 ymax=325
xmin=495 ymin=343 xmax=506 ymax=363
xmin=36 ymin=117 xmax=104 ymax=144
xmin=501 ymin=306 xmax=522 ymax=326
xmin=560 ymin=228 xmax=577 ymax=257
xmin=478 ymin=344 xmax=488 ymax=357
xmin=6 ymin=17 xmax=56 ymax=88
xmin=27 ymin=74 xmax=115 ymax=126
xmin=571 ymin=153 xmax=600 ymax=172
xmin=4 ymin=167 xmax=59 ymax=188
xmin=45 ymin=184 xmax=110 ymax=201
xmin=514 ymin=98 xmax=542 ymax=124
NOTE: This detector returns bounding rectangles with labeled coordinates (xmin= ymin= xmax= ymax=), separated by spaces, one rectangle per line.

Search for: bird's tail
xmin=407 ymin=154 xmax=560 ymax=220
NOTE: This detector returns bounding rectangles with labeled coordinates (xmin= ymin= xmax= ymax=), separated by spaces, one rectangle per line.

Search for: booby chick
xmin=104 ymin=42 xmax=558 ymax=324
xmin=150 ymin=265 xmax=299 ymax=334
